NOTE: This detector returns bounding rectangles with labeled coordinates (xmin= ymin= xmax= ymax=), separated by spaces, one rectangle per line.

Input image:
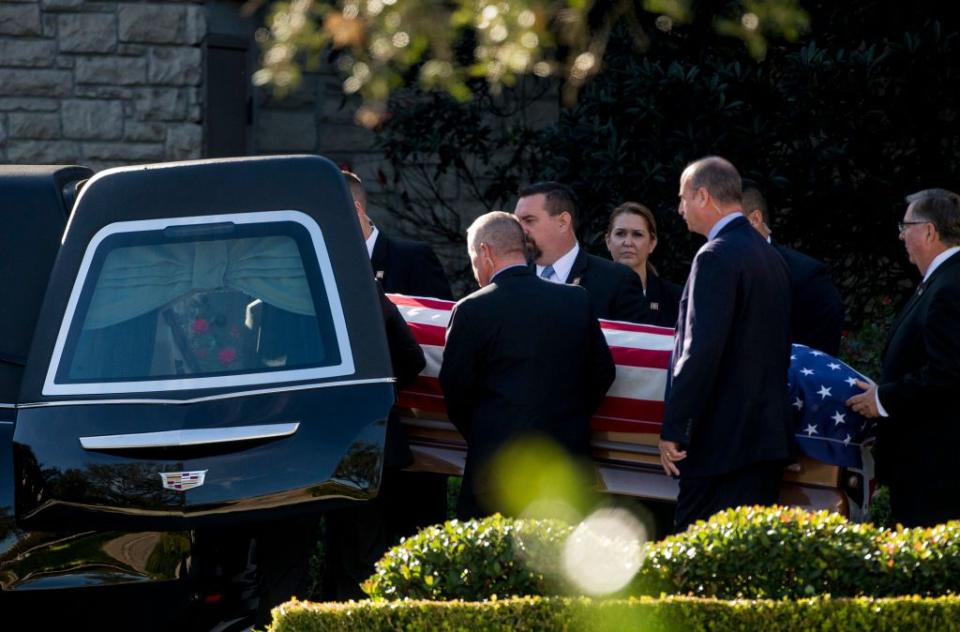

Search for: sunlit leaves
xmin=253 ymin=0 xmax=809 ymax=126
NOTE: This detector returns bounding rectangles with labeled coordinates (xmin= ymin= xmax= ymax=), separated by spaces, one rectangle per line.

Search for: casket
xmin=389 ymin=294 xmax=871 ymax=518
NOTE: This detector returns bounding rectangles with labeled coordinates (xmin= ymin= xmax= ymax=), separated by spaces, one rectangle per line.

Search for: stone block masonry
xmin=0 ymin=1 xmax=206 ymax=170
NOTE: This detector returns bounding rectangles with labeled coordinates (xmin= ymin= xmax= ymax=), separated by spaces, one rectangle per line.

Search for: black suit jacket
xmin=377 ymin=283 xmax=426 ymax=469
xmin=439 ymin=266 xmax=615 ymax=512
xmin=370 ymin=233 xmax=453 ymax=300
xmin=643 ymin=272 xmax=683 ymax=328
xmin=661 ymin=216 xmax=793 ymax=477
xmin=876 ymin=251 xmax=960 ymax=496
xmin=563 ymin=249 xmax=648 ymax=323
xmin=773 ymin=243 xmax=844 ymax=355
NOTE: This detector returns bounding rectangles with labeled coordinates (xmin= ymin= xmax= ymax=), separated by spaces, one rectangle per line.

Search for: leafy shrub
xmin=636 ymin=505 xmax=886 ymax=598
xmin=869 ymin=484 xmax=893 ymax=528
xmin=880 ymin=522 xmax=960 ymax=597
xmin=638 ymin=506 xmax=960 ymax=599
xmin=363 ymin=507 xmax=960 ymax=605
xmin=378 ymin=3 xmax=960 ymax=331
xmin=363 ymin=514 xmax=572 ymax=601
xmin=270 ymin=595 xmax=960 ymax=632
xmin=840 ymin=298 xmax=897 ymax=379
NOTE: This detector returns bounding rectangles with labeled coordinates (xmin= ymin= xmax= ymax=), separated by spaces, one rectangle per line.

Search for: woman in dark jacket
xmin=605 ymin=202 xmax=682 ymax=328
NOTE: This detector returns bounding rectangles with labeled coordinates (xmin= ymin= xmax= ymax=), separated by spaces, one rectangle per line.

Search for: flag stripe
xmin=389 ymin=293 xmax=673 ymax=436
xmin=388 ymin=294 xmax=875 ymax=471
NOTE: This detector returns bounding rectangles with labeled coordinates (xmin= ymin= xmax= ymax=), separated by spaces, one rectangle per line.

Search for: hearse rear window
xmin=43 ymin=211 xmax=354 ymax=395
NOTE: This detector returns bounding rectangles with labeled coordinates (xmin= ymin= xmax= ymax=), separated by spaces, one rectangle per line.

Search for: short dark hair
xmin=906 ymin=188 xmax=960 ymax=246
xmin=517 ymin=181 xmax=579 ymax=229
xmin=341 ymin=170 xmax=367 ymax=209
xmin=683 ymin=156 xmax=742 ymax=205
xmin=741 ymin=184 xmax=770 ymax=226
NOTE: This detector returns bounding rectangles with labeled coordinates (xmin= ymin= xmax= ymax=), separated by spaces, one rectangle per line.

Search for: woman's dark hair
xmin=607 ymin=202 xmax=658 ymax=238
xmin=606 ymin=202 xmax=659 ymax=276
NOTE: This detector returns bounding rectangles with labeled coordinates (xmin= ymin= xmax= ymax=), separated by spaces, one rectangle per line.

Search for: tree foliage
xmin=375 ymin=1 xmax=960 ymax=337
xmin=251 ymin=0 xmax=808 ymax=125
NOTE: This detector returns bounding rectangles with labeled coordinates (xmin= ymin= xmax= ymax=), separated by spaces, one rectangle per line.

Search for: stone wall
xmin=1 ymin=0 xmax=559 ymax=290
xmin=0 ymin=0 xmax=205 ymax=170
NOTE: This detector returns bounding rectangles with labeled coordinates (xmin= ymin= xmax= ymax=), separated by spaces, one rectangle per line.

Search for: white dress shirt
xmin=922 ymin=246 xmax=960 ymax=283
xmin=536 ymin=242 xmax=580 ymax=283
xmin=365 ymin=225 xmax=379 ymax=259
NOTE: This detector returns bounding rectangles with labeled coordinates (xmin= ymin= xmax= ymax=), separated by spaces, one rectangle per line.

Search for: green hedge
xmin=637 ymin=506 xmax=960 ymax=599
xmin=363 ymin=513 xmax=572 ymax=600
xmin=365 ymin=507 xmax=960 ymax=603
xmin=270 ymin=595 xmax=960 ymax=632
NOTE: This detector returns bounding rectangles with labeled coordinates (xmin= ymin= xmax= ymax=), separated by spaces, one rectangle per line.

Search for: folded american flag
xmin=388 ymin=294 xmax=874 ymax=468
xmin=788 ymin=345 xmax=875 ymax=468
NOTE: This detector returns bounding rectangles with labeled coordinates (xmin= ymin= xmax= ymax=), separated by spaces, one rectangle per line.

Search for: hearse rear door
xmin=13 ymin=156 xmax=396 ymax=531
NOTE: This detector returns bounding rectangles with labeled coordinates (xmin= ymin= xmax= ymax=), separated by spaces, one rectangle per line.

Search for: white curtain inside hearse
xmin=62 ymin=236 xmax=331 ymax=382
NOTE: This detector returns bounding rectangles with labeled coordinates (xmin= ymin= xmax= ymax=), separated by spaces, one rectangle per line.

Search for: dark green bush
xmin=636 ymin=505 xmax=887 ymax=599
xmin=270 ymin=595 xmax=960 ymax=632
xmin=362 ymin=514 xmax=572 ymax=601
xmin=378 ymin=3 xmax=960 ymax=332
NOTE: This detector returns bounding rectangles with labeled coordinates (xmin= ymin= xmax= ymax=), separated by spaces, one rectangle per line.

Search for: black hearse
xmin=0 ymin=157 xmax=396 ymax=627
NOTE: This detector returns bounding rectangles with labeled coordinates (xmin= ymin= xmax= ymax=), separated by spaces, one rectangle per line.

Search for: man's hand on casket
xmin=658 ymin=440 xmax=687 ymax=477
xmin=846 ymin=380 xmax=880 ymax=418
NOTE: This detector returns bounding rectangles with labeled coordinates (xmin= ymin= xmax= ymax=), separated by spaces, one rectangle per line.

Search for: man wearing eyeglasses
xmin=847 ymin=188 xmax=960 ymax=527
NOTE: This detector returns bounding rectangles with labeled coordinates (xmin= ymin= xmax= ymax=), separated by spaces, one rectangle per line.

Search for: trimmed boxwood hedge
xmin=269 ymin=595 xmax=960 ymax=632
xmin=363 ymin=513 xmax=573 ymax=601
xmin=637 ymin=506 xmax=960 ymax=599
xmin=365 ymin=507 xmax=960 ymax=603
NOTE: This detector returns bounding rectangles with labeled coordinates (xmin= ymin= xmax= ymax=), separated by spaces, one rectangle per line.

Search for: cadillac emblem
xmin=160 ymin=470 xmax=208 ymax=491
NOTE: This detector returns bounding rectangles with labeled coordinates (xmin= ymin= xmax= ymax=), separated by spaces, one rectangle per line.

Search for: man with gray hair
xmin=440 ymin=211 xmax=615 ymax=519
xmin=659 ymin=156 xmax=794 ymax=532
xmin=847 ymin=188 xmax=960 ymax=526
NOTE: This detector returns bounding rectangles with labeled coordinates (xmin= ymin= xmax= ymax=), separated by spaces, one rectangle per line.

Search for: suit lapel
xmin=883 ymin=254 xmax=960 ymax=357
xmin=370 ymin=233 xmax=389 ymax=282
xmin=567 ymin=247 xmax=588 ymax=286
xmin=645 ymin=273 xmax=661 ymax=311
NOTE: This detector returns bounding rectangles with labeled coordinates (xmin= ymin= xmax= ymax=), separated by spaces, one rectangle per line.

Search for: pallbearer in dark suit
xmin=322 ymin=283 xmax=426 ymax=599
xmin=514 ymin=182 xmax=648 ymax=323
xmin=742 ymin=184 xmax=845 ymax=355
xmin=341 ymin=171 xmax=451 ymax=552
xmin=440 ymin=212 xmax=616 ymax=519
xmin=659 ymin=157 xmax=793 ymax=533
xmin=604 ymin=202 xmax=683 ymax=328
xmin=343 ymin=170 xmax=454 ymax=300
xmin=847 ymin=189 xmax=960 ymax=527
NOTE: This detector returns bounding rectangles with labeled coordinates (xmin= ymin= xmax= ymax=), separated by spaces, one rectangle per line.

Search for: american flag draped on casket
xmin=388 ymin=294 xmax=875 ymax=469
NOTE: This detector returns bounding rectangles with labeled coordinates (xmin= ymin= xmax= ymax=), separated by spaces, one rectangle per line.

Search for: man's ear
xmin=478 ymin=242 xmax=493 ymax=263
xmin=558 ymin=211 xmax=572 ymax=231
xmin=746 ymin=209 xmax=762 ymax=229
